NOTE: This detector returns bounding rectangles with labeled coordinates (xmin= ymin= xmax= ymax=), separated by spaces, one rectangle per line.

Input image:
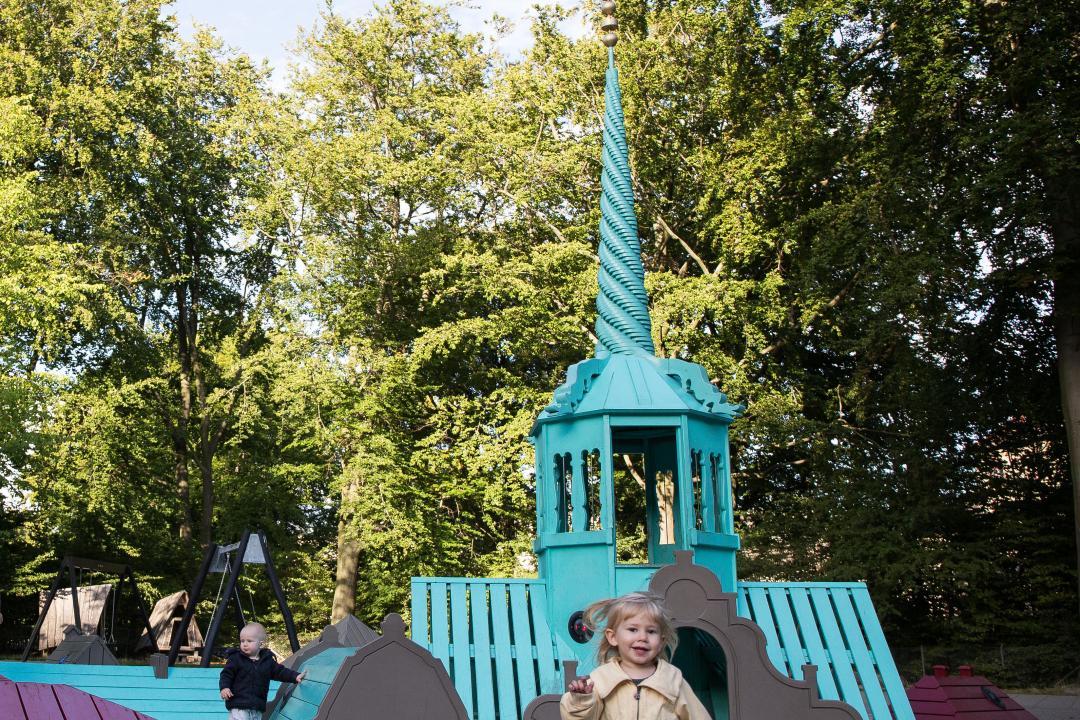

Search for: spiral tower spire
xmin=594 ymin=1 xmax=654 ymax=357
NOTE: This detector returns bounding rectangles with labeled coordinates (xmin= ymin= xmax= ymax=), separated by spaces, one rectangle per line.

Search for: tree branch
xmin=653 ymin=213 xmax=711 ymax=276
xmin=755 ymin=265 xmax=867 ymax=358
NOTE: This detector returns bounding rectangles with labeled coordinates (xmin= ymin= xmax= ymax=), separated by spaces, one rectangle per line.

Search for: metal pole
xmin=68 ymin=562 xmax=82 ymax=634
xmin=127 ymin=568 xmax=159 ymax=655
xmin=259 ymin=530 xmax=299 ymax=652
xmin=232 ymin=584 xmax=247 ymax=632
xmin=201 ymin=531 xmax=250 ymax=668
xmin=169 ymin=543 xmax=216 ymax=667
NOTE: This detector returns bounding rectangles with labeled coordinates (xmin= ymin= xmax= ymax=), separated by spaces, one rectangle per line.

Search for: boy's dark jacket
xmin=219 ymin=647 xmax=300 ymax=711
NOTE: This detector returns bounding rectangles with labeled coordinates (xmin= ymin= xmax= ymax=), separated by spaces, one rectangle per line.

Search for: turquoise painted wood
xmin=744 ymin=585 xmax=789 ymax=675
xmin=449 ymin=582 xmax=474 ymax=714
xmin=0 ymin=660 xmax=282 ymax=720
xmin=736 ymin=583 xmax=916 ymax=720
xmin=406 ymin=28 xmax=914 ymax=720
xmin=767 ymin=585 xmax=809 ymax=681
xmin=487 ymin=582 xmax=521 ymax=720
xmin=788 ymin=587 xmax=841 ymax=701
xmin=410 ymin=577 xmax=566 ymax=720
xmin=470 ymin=581 xmax=497 ymax=720
xmin=269 ymin=646 xmax=356 ymax=720
xmin=851 ymin=586 xmax=914 ymax=720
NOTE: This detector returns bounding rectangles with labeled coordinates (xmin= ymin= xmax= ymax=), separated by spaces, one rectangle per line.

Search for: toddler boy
xmin=219 ymin=622 xmax=306 ymax=719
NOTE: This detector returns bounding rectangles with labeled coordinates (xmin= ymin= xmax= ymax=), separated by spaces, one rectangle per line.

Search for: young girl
xmin=560 ymin=592 xmax=711 ymax=720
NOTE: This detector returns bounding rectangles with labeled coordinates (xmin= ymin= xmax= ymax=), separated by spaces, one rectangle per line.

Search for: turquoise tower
xmin=530 ymin=32 xmax=742 ymax=662
xmin=410 ymin=5 xmax=915 ymax=719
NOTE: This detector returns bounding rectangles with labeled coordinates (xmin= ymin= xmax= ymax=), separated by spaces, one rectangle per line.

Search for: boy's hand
xmin=567 ymin=678 xmax=594 ymax=695
xmin=297 ymin=671 xmax=307 ymax=683
xmin=220 ymin=688 xmax=233 ymax=700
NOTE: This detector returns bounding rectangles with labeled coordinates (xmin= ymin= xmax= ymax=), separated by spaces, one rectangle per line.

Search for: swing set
xmin=167 ymin=529 xmax=299 ymax=668
xmin=20 ymin=556 xmax=157 ymax=661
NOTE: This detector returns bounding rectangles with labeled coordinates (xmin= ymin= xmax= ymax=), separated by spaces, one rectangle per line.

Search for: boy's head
xmin=239 ymin=622 xmax=267 ymax=658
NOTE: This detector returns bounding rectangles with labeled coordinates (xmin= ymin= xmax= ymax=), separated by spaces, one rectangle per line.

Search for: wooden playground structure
xmin=0 ymin=3 xmax=953 ymax=718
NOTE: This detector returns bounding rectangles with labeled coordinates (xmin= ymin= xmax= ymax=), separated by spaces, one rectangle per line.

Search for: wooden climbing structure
xmin=408 ymin=2 xmax=915 ymax=719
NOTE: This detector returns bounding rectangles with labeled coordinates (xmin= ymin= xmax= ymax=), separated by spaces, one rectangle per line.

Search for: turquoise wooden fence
xmin=410 ymin=577 xmax=566 ymax=720
xmin=0 ymin=660 xmax=264 ymax=720
xmin=412 ymin=578 xmax=914 ymax=720
xmin=736 ymin=582 xmax=914 ymax=720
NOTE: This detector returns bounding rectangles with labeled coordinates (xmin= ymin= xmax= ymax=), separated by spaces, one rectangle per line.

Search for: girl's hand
xmin=297 ymin=671 xmax=307 ymax=683
xmin=220 ymin=688 xmax=233 ymax=700
xmin=568 ymin=678 xmax=594 ymax=695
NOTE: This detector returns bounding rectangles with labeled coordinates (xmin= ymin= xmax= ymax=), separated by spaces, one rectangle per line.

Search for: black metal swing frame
xmin=20 ymin=556 xmax=158 ymax=662
xmin=167 ymin=529 xmax=299 ymax=668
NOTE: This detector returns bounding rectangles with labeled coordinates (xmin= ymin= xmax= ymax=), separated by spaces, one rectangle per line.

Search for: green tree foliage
xmin=0 ymin=0 xmax=1075 ymax=666
xmin=286 ymin=0 xmax=600 ymax=621
xmin=0 ymin=0 xmax=336 ymax=637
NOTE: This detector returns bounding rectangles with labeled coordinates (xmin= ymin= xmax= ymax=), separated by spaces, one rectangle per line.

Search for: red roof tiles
xmin=907 ymin=665 xmax=1037 ymax=719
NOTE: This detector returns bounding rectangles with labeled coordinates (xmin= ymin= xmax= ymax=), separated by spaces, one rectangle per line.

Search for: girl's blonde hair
xmin=583 ymin=591 xmax=678 ymax=665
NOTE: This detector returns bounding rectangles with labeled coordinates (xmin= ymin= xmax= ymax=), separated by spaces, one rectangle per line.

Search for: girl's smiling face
xmin=604 ymin=610 xmax=662 ymax=676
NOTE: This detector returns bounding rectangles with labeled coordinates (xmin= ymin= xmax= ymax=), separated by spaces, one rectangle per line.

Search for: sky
xmin=165 ymin=0 xmax=590 ymax=87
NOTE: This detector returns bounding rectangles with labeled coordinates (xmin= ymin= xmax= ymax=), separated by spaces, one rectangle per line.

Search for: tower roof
xmin=595 ymin=46 xmax=653 ymax=357
xmin=535 ymin=20 xmax=741 ymax=431
xmin=535 ymin=354 xmax=740 ymax=428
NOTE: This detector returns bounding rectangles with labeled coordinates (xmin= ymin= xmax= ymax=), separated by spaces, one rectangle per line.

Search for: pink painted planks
xmin=0 ymin=681 xmax=23 ymax=714
xmin=17 ymin=681 xmax=65 ymax=720
xmin=91 ymin=693 xmax=142 ymax=720
xmin=0 ymin=681 xmax=155 ymax=720
xmin=54 ymin=684 xmax=117 ymax=718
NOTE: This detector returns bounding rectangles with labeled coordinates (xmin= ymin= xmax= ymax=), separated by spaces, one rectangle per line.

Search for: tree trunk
xmin=1049 ymin=171 xmax=1080 ymax=614
xmin=174 ymin=282 xmax=196 ymax=544
xmin=195 ymin=359 xmax=215 ymax=549
xmin=198 ymin=455 xmax=215 ymax=548
xmin=331 ymin=518 xmax=361 ymax=622
xmin=174 ymin=437 xmax=194 ymax=543
xmin=1059 ymin=282 xmax=1080 ymax=614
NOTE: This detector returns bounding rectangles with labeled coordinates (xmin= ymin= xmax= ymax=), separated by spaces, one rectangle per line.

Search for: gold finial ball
xmin=600 ymin=0 xmax=617 ymax=45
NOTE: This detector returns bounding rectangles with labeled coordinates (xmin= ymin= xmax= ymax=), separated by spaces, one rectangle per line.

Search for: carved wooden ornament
xmin=315 ymin=613 xmax=468 ymax=720
xmin=522 ymin=552 xmax=862 ymax=720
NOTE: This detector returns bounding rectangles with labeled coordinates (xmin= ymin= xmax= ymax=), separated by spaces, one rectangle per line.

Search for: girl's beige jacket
xmin=559 ymin=658 xmax=712 ymax=720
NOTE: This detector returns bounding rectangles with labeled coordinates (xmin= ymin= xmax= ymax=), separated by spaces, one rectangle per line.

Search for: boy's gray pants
xmin=228 ymin=710 xmax=261 ymax=720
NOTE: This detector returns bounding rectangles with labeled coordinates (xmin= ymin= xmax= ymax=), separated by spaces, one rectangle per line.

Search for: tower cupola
xmin=530 ymin=1 xmax=742 ymax=663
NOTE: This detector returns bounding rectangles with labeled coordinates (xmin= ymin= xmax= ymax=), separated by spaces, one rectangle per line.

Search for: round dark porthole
xmin=568 ymin=610 xmax=593 ymax=644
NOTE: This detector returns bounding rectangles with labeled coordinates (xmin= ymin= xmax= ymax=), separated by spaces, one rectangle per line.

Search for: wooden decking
xmin=0 ymin=660 xmax=283 ymax=720
xmin=0 ymin=676 xmax=155 ymax=720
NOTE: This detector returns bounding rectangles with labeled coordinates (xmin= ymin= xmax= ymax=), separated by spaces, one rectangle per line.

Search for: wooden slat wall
xmin=37 ymin=584 xmax=111 ymax=651
xmin=139 ymin=590 xmax=204 ymax=652
xmin=411 ymin=578 xmax=563 ymax=720
xmin=736 ymin=582 xmax=915 ymax=720
xmin=0 ymin=660 xmax=281 ymax=720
